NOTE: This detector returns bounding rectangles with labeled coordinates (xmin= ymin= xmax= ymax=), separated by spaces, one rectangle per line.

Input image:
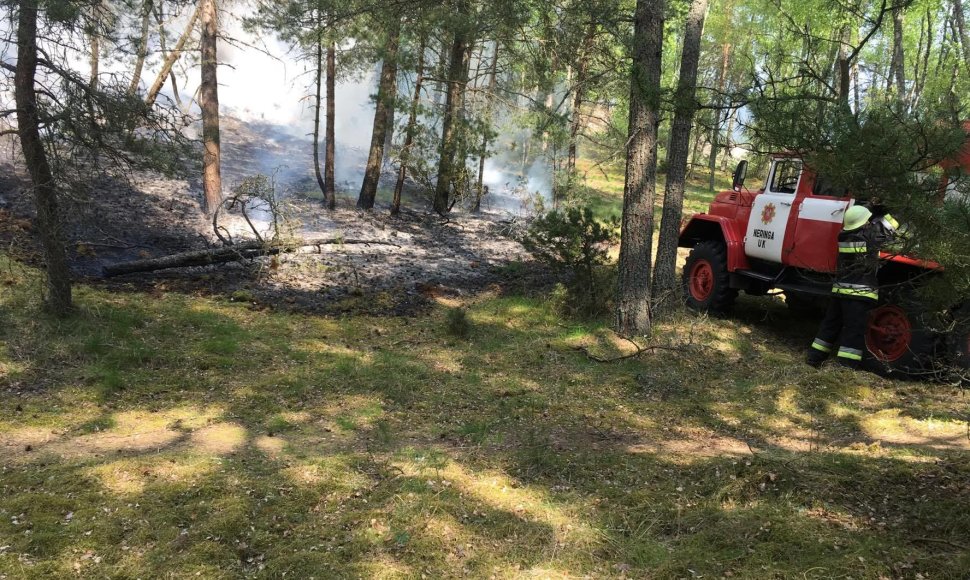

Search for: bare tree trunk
xmin=89 ymin=27 xmax=100 ymax=90
xmin=383 ymin=106 xmax=396 ymax=169
xmin=836 ymin=24 xmax=851 ymax=108
xmin=894 ymin=6 xmax=907 ymax=101
xmin=566 ymin=25 xmax=596 ymax=179
xmin=313 ymin=10 xmax=326 ymax=199
xmin=952 ymin=0 xmax=970 ymax=74
xmin=392 ymin=37 xmax=428 ymax=216
xmin=145 ymin=4 xmax=200 ymax=108
xmin=15 ymin=0 xmax=72 ymax=315
xmin=129 ymin=0 xmax=153 ymax=94
xmin=433 ymin=36 xmax=448 ymax=108
xmin=358 ymin=15 xmax=402 ymax=209
xmin=616 ymin=0 xmax=664 ymax=337
xmin=325 ymin=38 xmax=336 ymax=210
xmin=889 ymin=4 xmax=906 ymax=112
xmin=652 ymin=0 xmax=708 ymax=314
xmin=433 ymin=7 xmax=470 ymax=215
xmin=474 ymin=42 xmax=499 ymax=213
xmin=852 ymin=26 xmax=861 ymax=112
xmin=453 ymin=40 xmax=475 ymax=206
xmin=909 ymin=9 xmax=932 ymax=109
xmin=720 ymin=108 xmax=736 ymax=171
xmin=708 ymin=42 xmax=730 ymax=191
xmin=200 ymin=0 xmax=222 ymax=215
xmin=153 ymin=3 xmax=184 ymax=108
xmin=687 ymin=125 xmax=704 ymax=180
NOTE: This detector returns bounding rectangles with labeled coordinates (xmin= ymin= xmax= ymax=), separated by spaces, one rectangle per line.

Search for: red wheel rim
xmin=866 ymin=305 xmax=913 ymax=362
xmin=689 ymin=260 xmax=714 ymax=301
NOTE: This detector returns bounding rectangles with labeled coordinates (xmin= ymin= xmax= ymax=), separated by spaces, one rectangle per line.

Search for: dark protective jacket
xmin=832 ymin=214 xmax=897 ymax=302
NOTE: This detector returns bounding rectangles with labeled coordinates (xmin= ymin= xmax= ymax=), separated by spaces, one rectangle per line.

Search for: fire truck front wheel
xmin=682 ymin=241 xmax=737 ymax=312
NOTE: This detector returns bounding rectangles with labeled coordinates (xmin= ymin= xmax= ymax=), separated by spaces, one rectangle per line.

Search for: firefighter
xmin=807 ymin=205 xmax=895 ymax=369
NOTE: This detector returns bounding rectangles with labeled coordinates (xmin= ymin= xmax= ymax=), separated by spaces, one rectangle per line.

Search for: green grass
xmin=576 ymin=158 xmax=732 ymax=222
xmin=1 ymin=251 xmax=969 ymax=577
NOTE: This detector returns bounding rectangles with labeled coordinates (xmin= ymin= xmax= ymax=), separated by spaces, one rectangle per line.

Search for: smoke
xmin=142 ymin=9 xmax=380 ymax=194
xmin=0 ymin=3 xmax=557 ymax=216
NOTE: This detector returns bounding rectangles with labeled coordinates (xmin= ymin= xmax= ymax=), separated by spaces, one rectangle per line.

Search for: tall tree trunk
xmin=200 ymin=0 xmax=222 ymax=215
xmin=909 ymin=9 xmax=932 ymax=109
xmin=566 ymin=24 xmax=596 ymax=180
xmin=474 ymin=42 xmax=499 ymax=213
xmin=433 ymin=8 xmax=470 ymax=215
xmin=312 ymin=10 xmax=326 ymax=199
xmin=153 ymin=3 xmax=184 ymax=108
xmin=433 ymin=36 xmax=449 ymax=108
xmin=325 ymin=38 xmax=336 ymax=210
xmin=129 ymin=0 xmax=153 ymax=94
xmin=708 ymin=42 xmax=730 ymax=191
xmin=358 ymin=15 xmax=402 ymax=209
xmin=616 ymin=0 xmax=664 ymax=337
xmin=87 ymin=2 xmax=102 ymax=131
xmin=836 ymin=24 xmax=851 ymax=108
xmin=15 ymin=0 xmax=72 ymax=315
xmin=145 ymin=4 xmax=200 ymax=108
xmin=454 ymin=41 xmax=474 ymax=204
xmin=392 ymin=36 xmax=428 ymax=216
xmin=687 ymin=125 xmax=704 ymax=180
xmin=88 ymin=0 xmax=103 ymax=90
xmin=894 ymin=6 xmax=907 ymax=101
xmin=720 ymin=108 xmax=736 ymax=171
xmin=889 ymin=4 xmax=906 ymax=112
xmin=652 ymin=0 xmax=708 ymax=313
xmin=852 ymin=26 xmax=861 ymax=112
xmin=89 ymin=30 xmax=100 ymax=90
xmin=383 ymin=103 xmax=396 ymax=169
xmin=952 ymin=0 xmax=970 ymax=74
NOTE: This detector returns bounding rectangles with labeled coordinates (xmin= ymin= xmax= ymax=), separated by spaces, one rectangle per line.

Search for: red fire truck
xmin=678 ymin=152 xmax=969 ymax=375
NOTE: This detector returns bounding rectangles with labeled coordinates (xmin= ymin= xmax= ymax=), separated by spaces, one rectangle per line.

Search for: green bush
xmin=523 ymin=207 xmax=618 ymax=318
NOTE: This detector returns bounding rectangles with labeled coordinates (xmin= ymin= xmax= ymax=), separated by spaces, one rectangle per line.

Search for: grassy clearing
xmin=1 ymin=252 xmax=969 ymax=579
xmin=575 ymin=158 xmax=732 ymax=221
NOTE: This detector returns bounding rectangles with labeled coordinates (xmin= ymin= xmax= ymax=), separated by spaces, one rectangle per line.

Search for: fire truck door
xmin=787 ymin=193 xmax=851 ymax=273
xmin=744 ymin=159 xmax=799 ymax=262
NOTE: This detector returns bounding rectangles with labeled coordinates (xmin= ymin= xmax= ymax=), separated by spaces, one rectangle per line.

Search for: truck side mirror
xmin=732 ymin=160 xmax=748 ymax=192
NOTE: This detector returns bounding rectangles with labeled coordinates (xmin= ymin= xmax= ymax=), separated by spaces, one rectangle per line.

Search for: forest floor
xmin=0 ymin=125 xmax=547 ymax=317
xmin=2 ymin=148 xmax=969 ymax=577
xmin=1 ymin=261 xmax=969 ymax=578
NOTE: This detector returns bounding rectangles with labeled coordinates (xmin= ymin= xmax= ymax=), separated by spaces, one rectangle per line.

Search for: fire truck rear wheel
xmin=682 ymin=241 xmax=737 ymax=312
xmin=863 ymin=292 xmax=940 ymax=376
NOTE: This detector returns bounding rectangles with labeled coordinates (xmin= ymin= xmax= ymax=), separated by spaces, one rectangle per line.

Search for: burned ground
xmin=0 ymin=125 xmax=550 ymax=316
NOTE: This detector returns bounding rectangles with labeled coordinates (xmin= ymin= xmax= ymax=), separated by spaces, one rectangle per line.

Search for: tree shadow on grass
xmin=2 ymin=287 xmax=969 ymax=577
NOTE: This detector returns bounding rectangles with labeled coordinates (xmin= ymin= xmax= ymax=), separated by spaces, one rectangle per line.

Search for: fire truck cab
xmin=678 ymin=156 xmax=968 ymax=375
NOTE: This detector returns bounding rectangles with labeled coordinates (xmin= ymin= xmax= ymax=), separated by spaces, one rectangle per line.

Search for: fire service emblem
xmin=761 ymin=202 xmax=777 ymax=225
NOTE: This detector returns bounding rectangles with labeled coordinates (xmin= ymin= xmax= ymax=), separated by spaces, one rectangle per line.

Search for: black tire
xmin=682 ymin=241 xmax=738 ymax=312
xmin=863 ymin=291 xmax=940 ymax=376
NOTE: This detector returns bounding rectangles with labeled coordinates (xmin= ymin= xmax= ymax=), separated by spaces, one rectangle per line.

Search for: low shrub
xmin=523 ymin=207 xmax=618 ymax=318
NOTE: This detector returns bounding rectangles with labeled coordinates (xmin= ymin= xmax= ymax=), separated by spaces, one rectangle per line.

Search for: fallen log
xmin=102 ymin=238 xmax=399 ymax=277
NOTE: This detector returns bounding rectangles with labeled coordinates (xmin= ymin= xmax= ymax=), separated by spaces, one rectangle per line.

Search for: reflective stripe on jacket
xmin=832 ymin=216 xmax=893 ymax=302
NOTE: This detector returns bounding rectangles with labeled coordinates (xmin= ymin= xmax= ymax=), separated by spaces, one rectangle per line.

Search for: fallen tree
xmin=102 ymin=238 xmax=399 ymax=277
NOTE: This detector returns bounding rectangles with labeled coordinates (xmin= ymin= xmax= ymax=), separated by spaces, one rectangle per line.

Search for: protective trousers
xmin=808 ymin=297 xmax=875 ymax=368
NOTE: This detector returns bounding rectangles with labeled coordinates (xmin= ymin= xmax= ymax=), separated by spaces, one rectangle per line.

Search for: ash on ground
xmin=0 ymin=124 xmax=550 ymax=315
